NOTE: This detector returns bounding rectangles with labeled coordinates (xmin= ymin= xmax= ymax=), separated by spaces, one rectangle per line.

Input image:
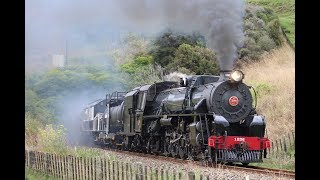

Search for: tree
xmin=150 ymin=31 xmax=205 ymax=67
xmin=168 ymin=44 xmax=219 ymax=75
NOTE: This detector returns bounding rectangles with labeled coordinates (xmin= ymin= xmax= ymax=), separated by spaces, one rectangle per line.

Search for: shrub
xmin=25 ymin=113 xmax=43 ymax=148
xmin=258 ymin=35 xmax=277 ymax=51
xmin=37 ymin=124 xmax=68 ymax=154
xmin=255 ymin=82 xmax=274 ymax=99
xmin=168 ymin=44 xmax=219 ymax=75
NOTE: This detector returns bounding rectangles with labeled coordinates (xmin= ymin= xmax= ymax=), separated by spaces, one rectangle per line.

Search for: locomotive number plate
xmin=234 ymin=137 xmax=245 ymax=142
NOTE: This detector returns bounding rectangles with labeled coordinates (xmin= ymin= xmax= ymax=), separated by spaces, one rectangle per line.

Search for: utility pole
xmin=65 ymin=40 xmax=68 ymax=67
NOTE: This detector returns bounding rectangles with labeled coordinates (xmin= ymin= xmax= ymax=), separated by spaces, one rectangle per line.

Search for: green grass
xmin=25 ymin=168 xmax=57 ymax=180
xmin=251 ymin=156 xmax=295 ymax=171
xmin=251 ymin=145 xmax=295 ymax=171
xmin=247 ymin=0 xmax=295 ymax=46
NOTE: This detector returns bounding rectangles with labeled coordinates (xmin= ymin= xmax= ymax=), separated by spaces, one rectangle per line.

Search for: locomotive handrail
xmin=248 ymin=85 xmax=257 ymax=109
xmin=106 ymin=91 xmax=126 ymax=104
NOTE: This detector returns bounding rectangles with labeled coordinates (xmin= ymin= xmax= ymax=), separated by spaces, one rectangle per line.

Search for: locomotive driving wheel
xmin=131 ymin=135 xmax=141 ymax=152
xmin=169 ymin=143 xmax=176 ymax=157
xmin=163 ymin=137 xmax=170 ymax=157
xmin=146 ymin=137 xmax=152 ymax=154
xmin=187 ymin=145 xmax=195 ymax=160
xmin=178 ymin=139 xmax=187 ymax=159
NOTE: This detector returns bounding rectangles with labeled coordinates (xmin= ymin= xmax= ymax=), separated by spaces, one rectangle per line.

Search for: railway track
xmin=99 ymin=147 xmax=295 ymax=179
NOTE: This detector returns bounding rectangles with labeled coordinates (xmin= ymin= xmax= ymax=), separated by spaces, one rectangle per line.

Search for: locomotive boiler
xmin=80 ymin=70 xmax=270 ymax=165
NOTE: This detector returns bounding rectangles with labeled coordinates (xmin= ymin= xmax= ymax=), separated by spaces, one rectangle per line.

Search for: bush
xmin=258 ymin=35 xmax=277 ymax=51
xmin=255 ymin=82 xmax=274 ymax=99
xmin=168 ymin=44 xmax=219 ymax=75
xmin=38 ymin=124 xmax=68 ymax=154
xmin=267 ymin=19 xmax=283 ymax=46
xmin=25 ymin=113 xmax=43 ymax=148
xmin=120 ymin=55 xmax=153 ymax=74
xmin=239 ymin=5 xmax=284 ymax=62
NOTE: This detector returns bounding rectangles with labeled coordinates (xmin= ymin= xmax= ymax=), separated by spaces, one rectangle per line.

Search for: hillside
xmin=241 ymin=43 xmax=294 ymax=140
xmin=247 ymin=0 xmax=295 ymax=46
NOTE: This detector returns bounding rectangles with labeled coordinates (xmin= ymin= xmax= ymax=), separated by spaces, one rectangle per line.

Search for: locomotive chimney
xmin=219 ymin=70 xmax=232 ymax=81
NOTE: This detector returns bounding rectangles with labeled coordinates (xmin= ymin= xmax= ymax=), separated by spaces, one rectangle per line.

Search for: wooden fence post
xmin=150 ymin=166 xmax=153 ymax=180
xmin=111 ymin=160 xmax=115 ymax=180
xmin=155 ymin=167 xmax=159 ymax=180
xmin=292 ymin=131 xmax=295 ymax=144
xmin=100 ymin=158 xmax=104 ymax=180
xmin=160 ymin=168 xmax=164 ymax=180
xmin=35 ymin=151 xmax=38 ymax=171
xmin=82 ymin=157 xmax=85 ymax=180
xmin=178 ymin=171 xmax=183 ymax=180
xmin=139 ymin=164 xmax=143 ymax=180
xmin=144 ymin=165 xmax=148 ymax=180
xmin=53 ymin=154 xmax=56 ymax=177
xmin=49 ymin=154 xmax=52 ymax=177
xmin=44 ymin=153 xmax=48 ymax=175
xmin=38 ymin=152 xmax=41 ymax=172
xmin=63 ymin=155 xmax=66 ymax=179
xmin=55 ymin=154 xmax=58 ymax=179
xmin=87 ymin=157 xmax=91 ymax=180
xmin=107 ymin=158 xmax=110 ymax=180
xmin=76 ymin=157 xmax=80 ymax=180
xmin=126 ymin=162 xmax=129 ymax=180
xmin=41 ymin=152 xmax=43 ymax=172
xmin=93 ymin=157 xmax=96 ymax=180
xmin=60 ymin=154 xmax=63 ymax=179
xmin=116 ymin=161 xmax=120 ymax=180
xmin=86 ymin=157 xmax=89 ymax=180
xmin=283 ymin=137 xmax=287 ymax=152
xmin=64 ymin=155 xmax=67 ymax=179
xmin=69 ymin=156 xmax=72 ymax=179
xmin=42 ymin=152 xmax=44 ymax=173
xmin=288 ymin=132 xmax=292 ymax=147
xmin=75 ymin=156 xmax=78 ymax=180
xmin=55 ymin=154 xmax=59 ymax=179
xmin=188 ymin=171 xmax=195 ymax=180
xmin=130 ymin=163 xmax=134 ymax=180
xmin=165 ymin=169 xmax=169 ymax=180
xmin=44 ymin=153 xmax=47 ymax=174
xmin=275 ymin=140 xmax=279 ymax=155
xmin=121 ymin=161 xmax=124 ymax=180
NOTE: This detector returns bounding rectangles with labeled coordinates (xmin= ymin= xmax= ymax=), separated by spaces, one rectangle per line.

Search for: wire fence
xmin=25 ymin=150 xmax=209 ymax=180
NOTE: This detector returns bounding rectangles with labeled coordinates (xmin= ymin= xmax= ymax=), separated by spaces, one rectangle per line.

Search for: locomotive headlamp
xmin=230 ymin=70 xmax=244 ymax=82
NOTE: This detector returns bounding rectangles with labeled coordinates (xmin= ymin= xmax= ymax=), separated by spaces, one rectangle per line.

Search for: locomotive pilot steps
xmin=80 ymin=70 xmax=271 ymax=165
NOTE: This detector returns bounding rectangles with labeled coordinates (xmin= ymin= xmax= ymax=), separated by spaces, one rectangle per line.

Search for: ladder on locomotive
xmin=198 ymin=114 xmax=211 ymax=146
xmin=183 ymin=78 xmax=197 ymax=108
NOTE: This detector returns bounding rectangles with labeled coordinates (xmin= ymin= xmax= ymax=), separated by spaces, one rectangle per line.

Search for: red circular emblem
xmin=229 ymin=96 xmax=239 ymax=106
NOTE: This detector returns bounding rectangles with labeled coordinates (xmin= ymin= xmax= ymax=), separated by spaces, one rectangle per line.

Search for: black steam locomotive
xmin=80 ymin=70 xmax=270 ymax=165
